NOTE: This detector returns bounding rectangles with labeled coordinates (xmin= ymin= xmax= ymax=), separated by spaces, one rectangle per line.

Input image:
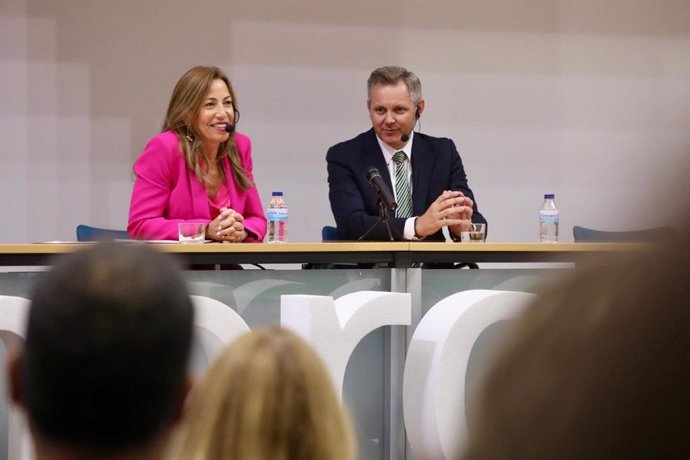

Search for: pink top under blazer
xmin=127 ymin=130 xmax=267 ymax=241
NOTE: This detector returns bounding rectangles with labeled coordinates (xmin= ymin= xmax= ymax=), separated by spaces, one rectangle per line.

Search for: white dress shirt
xmin=374 ymin=132 xmax=420 ymax=240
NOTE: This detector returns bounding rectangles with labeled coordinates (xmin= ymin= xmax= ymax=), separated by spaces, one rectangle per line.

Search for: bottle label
xmin=267 ymin=208 xmax=288 ymax=221
xmin=540 ymin=215 xmax=559 ymax=223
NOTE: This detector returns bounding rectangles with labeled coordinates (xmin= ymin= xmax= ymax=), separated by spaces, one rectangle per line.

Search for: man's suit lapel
xmin=362 ymin=129 xmax=393 ymax=190
xmin=411 ymin=134 xmax=434 ymax=215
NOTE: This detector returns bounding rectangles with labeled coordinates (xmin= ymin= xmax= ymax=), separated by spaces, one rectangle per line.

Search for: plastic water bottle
xmin=539 ymin=194 xmax=559 ymax=243
xmin=266 ymin=191 xmax=288 ymax=243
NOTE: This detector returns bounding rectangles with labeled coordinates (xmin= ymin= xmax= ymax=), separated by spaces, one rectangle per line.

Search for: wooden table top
xmin=0 ymin=241 xmax=654 ymax=266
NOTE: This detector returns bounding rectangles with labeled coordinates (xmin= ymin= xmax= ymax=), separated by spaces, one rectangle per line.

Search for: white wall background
xmin=1 ymin=0 xmax=689 ymax=243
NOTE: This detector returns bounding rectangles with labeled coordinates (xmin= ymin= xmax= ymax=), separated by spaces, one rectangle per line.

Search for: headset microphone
xmin=224 ymin=109 xmax=241 ymax=133
xmin=400 ymin=106 xmax=421 ymax=143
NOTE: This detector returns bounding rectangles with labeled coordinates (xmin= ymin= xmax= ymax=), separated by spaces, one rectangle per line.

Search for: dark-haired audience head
xmin=9 ymin=243 xmax=194 ymax=459
xmin=462 ymin=226 xmax=690 ymax=459
xmin=172 ymin=326 xmax=356 ymax=460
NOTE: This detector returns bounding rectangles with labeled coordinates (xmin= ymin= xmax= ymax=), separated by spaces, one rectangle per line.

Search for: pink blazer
xmin=127 ymin=130 xmax=267 ymax=241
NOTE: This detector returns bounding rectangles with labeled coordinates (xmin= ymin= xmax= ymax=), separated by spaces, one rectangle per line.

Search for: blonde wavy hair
xmin=163 ymin=65 xmax=252 ymax=190
xmin=172 ymin=326 xmax=356 ymax=460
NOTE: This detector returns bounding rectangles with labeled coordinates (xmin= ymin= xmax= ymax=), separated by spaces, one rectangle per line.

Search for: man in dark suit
xmin=327 ymin=66 xmax=486 ymax=241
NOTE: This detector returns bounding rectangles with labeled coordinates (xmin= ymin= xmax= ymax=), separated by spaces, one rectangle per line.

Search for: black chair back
xmin=321 ymin=225 xmax=339 ymax=241
xmin=573 ymin=225 xmax=674 ymax=243
xmin=76 ymin=225 xmax=129 ymax=242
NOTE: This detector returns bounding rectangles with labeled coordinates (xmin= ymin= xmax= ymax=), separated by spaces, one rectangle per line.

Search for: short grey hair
xmin=367 ymin=66 xmax=422 ymax=106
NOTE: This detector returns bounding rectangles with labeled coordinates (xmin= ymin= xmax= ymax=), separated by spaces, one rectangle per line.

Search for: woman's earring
xmin=185 ymin=126 xmax=194 ymax=142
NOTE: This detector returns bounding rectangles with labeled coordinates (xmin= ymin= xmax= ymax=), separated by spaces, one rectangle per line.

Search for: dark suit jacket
xmin=327 ymin=129 xmax=486 ymax=241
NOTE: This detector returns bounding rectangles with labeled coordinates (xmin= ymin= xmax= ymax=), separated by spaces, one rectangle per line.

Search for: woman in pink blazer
xmin=128 ymin=66 xmax=266 ymax=242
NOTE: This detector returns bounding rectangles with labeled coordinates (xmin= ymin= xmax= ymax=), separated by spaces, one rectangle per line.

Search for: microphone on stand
xmin=366 ymin=167 xmax=397 ymax=211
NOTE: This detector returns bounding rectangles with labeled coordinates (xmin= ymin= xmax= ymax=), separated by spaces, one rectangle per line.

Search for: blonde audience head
xmin=174 ymin=326 xmax=355 ymax=460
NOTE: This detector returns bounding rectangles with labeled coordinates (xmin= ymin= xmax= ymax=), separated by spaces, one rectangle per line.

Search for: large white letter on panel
xmin=403 ymin=290 xmax=536 ymax=460
xmin=0 ymin=295 xmax=33 ymax=460
xmin=191 ymin=295 xmax=250 ymax=362
xmin=281 ymin=291 xmax=411 ymax=399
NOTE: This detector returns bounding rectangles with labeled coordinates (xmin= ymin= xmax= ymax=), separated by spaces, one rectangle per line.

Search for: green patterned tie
xmin=393 ymin=151 xmax=412 ymax=218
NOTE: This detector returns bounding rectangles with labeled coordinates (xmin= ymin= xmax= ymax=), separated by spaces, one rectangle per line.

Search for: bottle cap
xmin=544 ymin=194 xmax=555 ymax=199
xmin=271 ymin=191 xmax=284 ymax=196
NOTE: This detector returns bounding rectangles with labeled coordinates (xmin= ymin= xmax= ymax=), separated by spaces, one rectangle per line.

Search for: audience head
xmin=10 ymin=243 xmax=194 ymax=458
xmin=173 ymin=326 xmax=356 ymax=460
xmin=462 ymin=228 xmax=690 ymax=459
